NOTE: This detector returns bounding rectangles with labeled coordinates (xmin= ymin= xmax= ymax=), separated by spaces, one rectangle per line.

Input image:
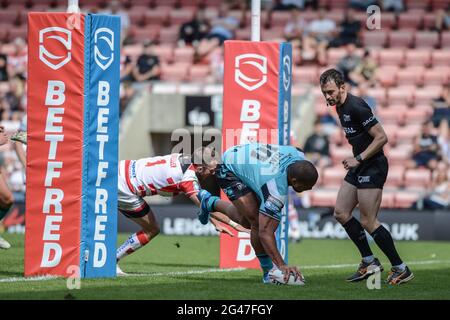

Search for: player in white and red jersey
xmin=116 ymin=149 xmax=249 ymax=274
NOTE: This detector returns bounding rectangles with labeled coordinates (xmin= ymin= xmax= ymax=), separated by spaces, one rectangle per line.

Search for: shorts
xmin=117 ymin=161 xmax=149 ymax=219
xmin=215 ymin=164 xmax=252 ymax=201
xmin=344 ymin=154 xmax=388 ymax=189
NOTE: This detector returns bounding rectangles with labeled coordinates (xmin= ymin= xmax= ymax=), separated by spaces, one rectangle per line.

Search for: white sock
xmin=116 ymin=231 xmax=150 ymax=262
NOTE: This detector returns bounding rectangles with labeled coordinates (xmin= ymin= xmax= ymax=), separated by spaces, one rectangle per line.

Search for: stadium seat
xmin=378 ymin=49 xmax=405 ymax=66
xmin=8 ymin=27 xmax=27 ymax=42
xmin=151 ymin=45 xmax=174 ymax=64
xmin=188 ymin=65 xmax=211 ymax=81
xmin=160 ymin=63 xmax=190 ymax=81
xmin=387 ymin=86 xmax=414 ymax=105
xmin=173 ymin=46 xmax=195 ymax=63
xmin=380 ymin=191 xmax=395 ymax=208
xmin=235 ymin=28 xmax=251 ymax=41
xmin=396 ymin=124 xmax=421 ymax=144
xmin=423 ymin=13 xmax=438 ymax=30
xmin=329 ymin=129 xmax=343 ymax=146
xmin=159 ymin=25 xmax=180 ymax=44
xmin=128 ymin=10 xmax=145 ymax=27
xmin=145 ymin=7 xmax=170 ymax=26
xmin=394 ymin=191 xmax=421 ymax=208
xmin=0 ymin=10 xmax=20 ymax=25
xmin=270 ymin=11 xmax=291 ymax=28
xmin=398 ymin=13 xmax=423 ymax=30
xmin=406 ymin=0 xmax=431 ymax=10
xmin=293 ymin=66 xmax=318 ymax=84
xmin=122 ymin=44 xmax=144 ymax=60
xmin=415 ymin=31 xmax=440 ymax=48
xmin=404 ymin=169 xmax=432 ymax=189
xmin=396 ymin=66 xmax=425 ymax=86
xmin=367 ymin=87 xmax=387 ymax=106
xmin=432 ymin=0 xmax=450 ymax=10
xmin=441 ymin=32 xmax=450 ymax=48
xmin=405 ymin=49 xmax=432 ymax=67
xmin=130 ymin=25 xmax=160 ymax=42
xmin=380 ymin=13 xmax=397 ymax=30
xmin=0 ymin=27 xmax=8 ymax=42
xmin=404 ymin=108 xmax=432 ymax=124
xmin=261 ymin=27 xmax=284 ymax=41
xmin=362 ymin=30 xmax=388 ymax=49
xmin=375 ymin=66 xmax=398 ymax=87
xmin=169 ymin=8 xmax=195 ymax=26
xmin=377 ymin=107 xmax=405 ymax=125
xmin=310 ymin=189 xmax=338 ymax=207
xmin=330 ymin=147 xmax=353 ymax=166
xmin=414 ymin=86 xmax=442 ymax=105
xmin=423 ymin=67 xmax=450 ymax=86
xmin=431 ymin=50 xmax=450 ymax=66
xmin=385 ymin=166 xmax=405 ymax=188
xmin=203 ymin=8 xmax=219 ymax=21
xmin=389 ymin=31 xmax=414 ymax=48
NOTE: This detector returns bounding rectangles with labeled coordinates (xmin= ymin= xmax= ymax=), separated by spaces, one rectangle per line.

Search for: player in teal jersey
xmin=196 ymin=144 xmax=319 ymax=284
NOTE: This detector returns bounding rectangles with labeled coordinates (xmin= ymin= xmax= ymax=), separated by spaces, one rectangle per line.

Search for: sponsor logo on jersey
xmin=343 ymin=127 xmax=356 ymax=134
xmin=358 ymin=176 xmax=371 ymax=183
xmin=362 ymin=115 xmax=375 ymax=127
xmin=343 ymin=114 xmax=351 ymax=122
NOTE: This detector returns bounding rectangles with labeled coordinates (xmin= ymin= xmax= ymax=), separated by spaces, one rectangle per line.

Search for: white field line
xmin=1 ymin=260 xmax=449 ymax=283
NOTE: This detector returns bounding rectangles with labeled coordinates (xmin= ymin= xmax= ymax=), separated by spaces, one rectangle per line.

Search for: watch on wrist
xmin=355 ymin=154 xmax=363 ymax=163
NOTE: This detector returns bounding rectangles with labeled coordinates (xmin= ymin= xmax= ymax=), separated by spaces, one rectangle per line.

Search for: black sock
xmin=371 ymin=225 xmax=403 ymax=266
xmin=342 ymin=217 xmax=374 ymax=258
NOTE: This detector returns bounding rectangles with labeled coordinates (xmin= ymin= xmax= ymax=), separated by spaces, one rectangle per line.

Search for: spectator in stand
xmin=431 ymin=84 xmax=450 ymax=128
xmin=120 ymin=55 xmax=135 ymax=82
xmin=178 ymin=10 xmax=210 ymax=48
xmin=283 ymin=8 xmax=307 ymax=46
xmin=349 ymin=0 xmax=378 ymax=11
xmin=304 ymin=9 xmax=336 ymax=65
xmin=407 ymin=121 xmax=441 ymax=170
xmin=7 ymin=38 xmax=27 ymax=79
xmin=0 ymin=44 xmax=8 ymax=82
xmin=438 ymin=119 xmax=449 ymax=166
xmin=357 ymin=82 xmax=377 ymax=112
xmin=337 ymin=43 xmax=361 ymax=85
xmin=101 ymin=0 xmax=130 ymax=43
xmin=349 ymin=49 xmax=377 ymax=87
xmin=271 ymin=0 xmax=318 ymax=10
xmin=303 ymin=119 xmax=332 ymax=170
xmin=436 ymin=5 xmax=450 ymax=31
xmin=195 ymin=3 xmax=243 ymax=62
xmin=415 ymin=163 xmax=450 ymax=210
xmin=382 ymin=0 xmax=405 ymax=13
xmin=132 ymin=40 xmax=161 ymax=82
xmin=330 ymin=8 xmax=361 ymax=48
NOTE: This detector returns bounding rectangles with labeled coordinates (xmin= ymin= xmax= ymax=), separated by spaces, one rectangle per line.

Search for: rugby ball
xmin=268 ymin=268 xmax=306 ymax=286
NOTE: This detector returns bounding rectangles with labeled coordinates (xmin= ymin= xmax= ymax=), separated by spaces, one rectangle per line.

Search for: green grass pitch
xmin=1 ymin=233 xmax=450 ymax=300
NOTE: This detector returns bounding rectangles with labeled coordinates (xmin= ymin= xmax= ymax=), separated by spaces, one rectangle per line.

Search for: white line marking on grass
xmin=1 ymin=260 xmax=449 ymax=283
xmin=0 ymin=275 xmax=59 ymax=283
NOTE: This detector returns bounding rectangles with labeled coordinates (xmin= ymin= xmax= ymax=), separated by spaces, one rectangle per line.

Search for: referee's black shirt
xmin=336 ymin=93 xmax=383 ymax=157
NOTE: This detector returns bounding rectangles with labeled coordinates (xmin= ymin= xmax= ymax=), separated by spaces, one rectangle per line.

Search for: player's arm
xmin=359 ymin=123 xmax=388 ymax=161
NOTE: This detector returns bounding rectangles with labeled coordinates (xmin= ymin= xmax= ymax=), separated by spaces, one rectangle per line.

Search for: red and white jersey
xmin=119 ymin=153 xmax=200 ymax=198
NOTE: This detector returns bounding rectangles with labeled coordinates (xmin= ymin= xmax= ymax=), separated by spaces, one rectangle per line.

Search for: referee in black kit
xmin=319 ymin=69 xmax=413 ymax=285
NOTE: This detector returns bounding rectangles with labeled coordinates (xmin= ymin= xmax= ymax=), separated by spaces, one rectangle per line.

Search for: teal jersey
xmin=222 ymin=144 xmax=305 ymax=220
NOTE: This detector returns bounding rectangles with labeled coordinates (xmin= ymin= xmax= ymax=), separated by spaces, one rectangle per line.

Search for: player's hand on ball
xmin=279 ymin=265 xmax=303 ymax=284
xmin=342 ymin=157 xmax=359 ymax=170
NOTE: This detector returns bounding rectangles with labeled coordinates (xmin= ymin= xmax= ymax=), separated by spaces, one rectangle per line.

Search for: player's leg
xmin=358 ymin=188 xmax=414 ymax=285
xmin=0 ymin=170 xmax=14 ymax=249
xmin=335 ymin=180 xmax=380 ymax=282
xmin=116 ymin=202 xmax=159 ymax=263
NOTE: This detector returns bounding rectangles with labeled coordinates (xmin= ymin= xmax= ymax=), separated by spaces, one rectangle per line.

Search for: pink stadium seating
xmin=404 ymin=169 xmax=432 ymax=189
xmin=394 ymin=191 xmax=421 ymax=208
xmin=145 ymin=7 xmax=170 ymax=26
xmin=385 ymin=166 xmax=405 ymax=187
xmin=327 ymin=48 xmax=347 ymax=65
xmin=380 ymin=13 xmax=397 ymax=29
xmin=398 ymin=13 xmax=423 ymax=30
xmin=377 ymin=108 xmax=405 ymax=125
xmin=405 ymin=49 xmax=432 ymax=66
xmin=169 ymin=8 xmax=195 ymax=26
xmin=432 ymin=0 xmax=450 ymax=10
xmin=423 ymin=13 xmax=438 ymax=29
xmin=415 ymin=31 xmax=440 ymax=48
xmin=441 ymin=32 xmax=450 ymax=48
xmin=152 ymin=45 xmax=174 ymax=64
xmin=380 ymin=191 xmax=395 ymax=208
xmin=378 ymin=49 xmax=405 ymax=66
xmin=387 ymin=86 xmax=414 ymax=105
xmin=159 ymin=25 xmax=180 ymax=44
xmin=270 ymin=11 xmax=291 ymax=28
xmin=396 ymin=125 xmax=421 ymax=144
xmin=362 ymin=30 xmax=388 ymax=48
xmin=293 ymin=66 xmax=318 ymax=84
xmin=160 ymin=63 xmax=190 ymax=81
xmin=128 ymin=11 xmax=145 ymax=26
xmin=406 ymin=0 xmax=431 ymax=10
xmin=235 ymin=28 xmax=251 ymax=41
xmin=423 ymin=67 xmax=450 ymax=85
xmin=130 ymin=25 xmax=160 ymax=42
xmin=173 ymin=46 xmax=195 ymax=63
xmin=375 ymin=66 xmax=398 ymax=87
xmin=322 ymin=166 xmax=347 ymax=187
xmin=397 ymin=66 xmax=425 ymax=86
xmin=389 ymin=30 xmax=415 ymax=48
xmin=431 ymin=50 xmax=450 ymax=66
xmin=414 ymin=86 xmax=442 ymax=105
xmin=310 ymin=189 xmax=338 ymax=207
xmin=0 ymin=10 xmax=20 ymax=25
xmin=404 ymin=108 xmax=432 ymax=124
xmin=330 ymin=147 xmax=353 ymax=166
xmin=367 ymin=87 xmax=387 ymax=106
xmin=188 ymin=65 xmax=211 ymax=81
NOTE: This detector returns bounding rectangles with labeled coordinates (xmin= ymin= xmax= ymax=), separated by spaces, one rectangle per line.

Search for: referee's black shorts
xmin=344 ymin=154 xmax=388 ymax=189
